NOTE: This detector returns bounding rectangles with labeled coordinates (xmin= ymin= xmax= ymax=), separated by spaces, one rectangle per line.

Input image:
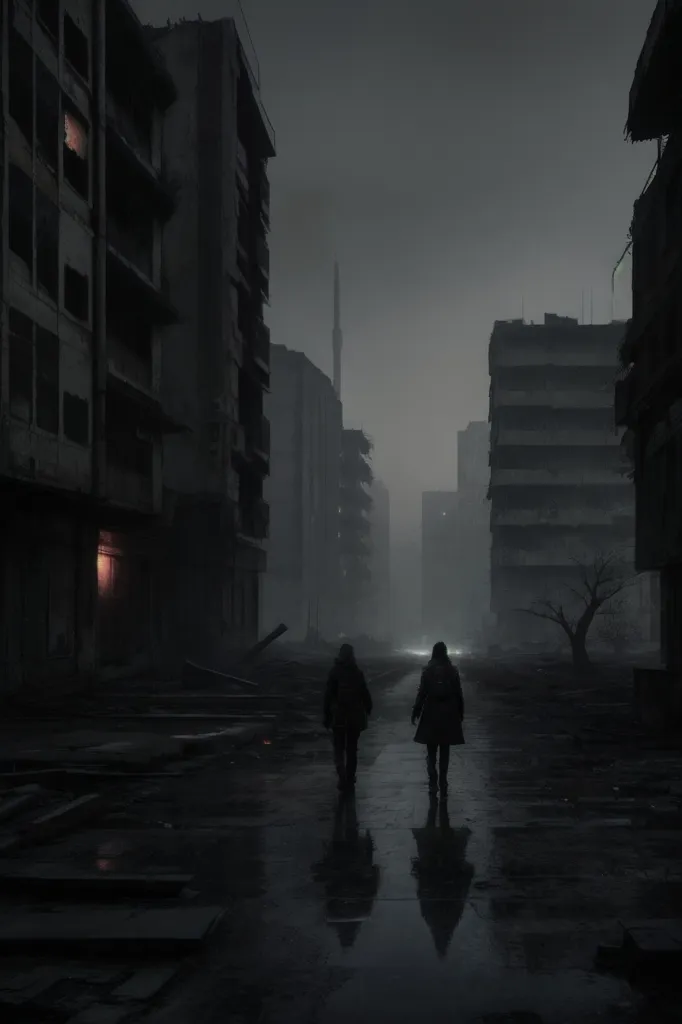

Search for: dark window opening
xmin=107 ymin=174 xmax=154 ymax=277
xmin=9 ymin=27 xmax=33 ymax=147
xmin=63 ymin=103 xmax=89 ymax=197
xmin=36 ymin=327 xmax=60 ymax=434
xmin=8 ymin=164 xmax=33 ymax=272
xmin=37 ymin=0 xmax=59 ymax=40
xmin=64 ymin=265 xmax=89 ymax=321
xmin=36 ymin=190 xmax=59 ymax=301
xmin=63 ymin=392 xmax=89 ymax=445
xmin=9 ymin=308 xmax=34 ymax=424
xmin=36 ymin=61 xmax=60 ymax=170
xmin=64 ymin=14 xmax=89 ymax=81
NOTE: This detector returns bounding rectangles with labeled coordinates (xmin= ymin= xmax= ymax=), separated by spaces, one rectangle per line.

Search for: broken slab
xmin=0 ymin=784 xmax=43 ymax=823
xmin=0 ymin=906 xmax=225 ymax=955
xmin=24 ymin=794 xmax=106 ymax=844
xmin=110 ymin=966 xmax=178 ymax=1002
xmin=0 ymin=865 xmax=192 ymax=898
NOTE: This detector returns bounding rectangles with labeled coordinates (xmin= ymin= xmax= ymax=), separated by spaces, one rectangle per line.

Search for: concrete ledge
xmin=634 ymin=667 xmax=682 ymax=731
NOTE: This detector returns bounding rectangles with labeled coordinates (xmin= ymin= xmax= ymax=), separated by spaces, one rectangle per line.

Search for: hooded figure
xmin=324 ymin=644 xmax=373 ymax=792
xmin=411 ymin=641 xmax=464 ymax=796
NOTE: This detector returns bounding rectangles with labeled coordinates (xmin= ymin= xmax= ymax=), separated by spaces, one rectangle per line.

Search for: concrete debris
xmin=0 ymin=906 xmax=225 ymax=955
xmin=182 ymin=660 xmax=260 ymax=690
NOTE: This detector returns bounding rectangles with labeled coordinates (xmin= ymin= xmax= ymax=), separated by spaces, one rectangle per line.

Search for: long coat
xmin=413 ymin=658 xmax=464 ymax=746
xmin=324 ymin=660 xmax=373 ymax=733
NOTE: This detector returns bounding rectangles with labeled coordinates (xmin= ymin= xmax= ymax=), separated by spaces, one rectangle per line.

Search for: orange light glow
xmin=64 ymin=111 xmax=87 ymax=158
xmin=97 ymin=550 xmax=113 ymax=596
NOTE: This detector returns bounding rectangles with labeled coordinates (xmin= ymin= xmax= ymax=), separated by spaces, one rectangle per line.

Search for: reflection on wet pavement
xmin=47 ymin=665 xmax=682 ymax=1024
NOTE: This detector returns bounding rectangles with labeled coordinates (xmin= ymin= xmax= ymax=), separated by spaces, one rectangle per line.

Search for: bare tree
xmin=525 ymin=553 xmax=633 ymax=671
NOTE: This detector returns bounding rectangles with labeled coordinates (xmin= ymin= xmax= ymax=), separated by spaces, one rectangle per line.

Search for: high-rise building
xmin=1 ymin=0 xmax=178 ymax=689
xmin=617 ymin=0 xmax=679 ymax=694
xmin=452 ymin=422 xmax=491 ymax=644
xmin=151 ymin=16 xmax=275 ymax=665
xmin=262 ymin=345 xmax=342 ymax=640
xmin=339 ymin=429 xmax=374 ymax=636
xmin=489 ymin=315 xmax=636 ymax=645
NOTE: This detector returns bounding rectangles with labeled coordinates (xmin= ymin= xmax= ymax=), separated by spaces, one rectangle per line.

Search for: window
xmin=36 ymin=327 xmax=60 ymax=434
xmin=36 ymin=61 xmax=60 ymax=170
xmin=9 ymin=308 xmax=34 ymax=423
xmin=64 ymin=14 xmax=89 ymax=81
xmin=36 ymin=190 xmax=59 ymax=301
xmin=63 ymin=105 xmax=89 ymax=197
xmin=63 ymin=392 xmax=89 ymax=445
xmin=8 ymin=164 xmax=33 ymax=272
xmin=9 ymin=27 xmax=33 ymax=147
xmin=64 ymin=265 xmax=89 ymax=321
xmin=37 ymin=0 xmax=59 ymax=41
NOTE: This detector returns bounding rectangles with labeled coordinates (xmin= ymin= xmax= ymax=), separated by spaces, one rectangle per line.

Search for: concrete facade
xmin=339 ymin=429 xmax=373 ymax=636
xmin=489 ymin=315 xmax=639 ymax=646
xmin=1 ymin=0 xmax=177 ymax=690
xmin=153 ymin=17 xmax=274 ymax=667
xmin=618 ymin=1 xmax=682 ymax=686
xmin=366 ymin=478 xmax=390 ymax=641
xmin=262 ymin=344 xmax=342 ymax=641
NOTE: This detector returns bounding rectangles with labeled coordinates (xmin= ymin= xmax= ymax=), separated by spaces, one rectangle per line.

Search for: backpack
xmin=429 ymin=663 xmax=455 ymax=701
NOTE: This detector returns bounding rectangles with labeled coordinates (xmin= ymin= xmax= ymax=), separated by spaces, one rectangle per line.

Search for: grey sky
xmin=134 ymin=0 xmax=654 ymax=543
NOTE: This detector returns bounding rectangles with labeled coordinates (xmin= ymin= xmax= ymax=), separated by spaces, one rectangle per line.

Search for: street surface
xmin=2 ymin=656 xmax=681 ymax=1023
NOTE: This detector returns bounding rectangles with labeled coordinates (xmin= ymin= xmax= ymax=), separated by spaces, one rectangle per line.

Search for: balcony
xmin=239 ymin=499 xmax=269 ymax=541
xmin=107 ymin=217 xmax=152 ymax=279
xmin=490 ymin=467 xmax=629 ymax=487
xmin=255 ymin=233 xmax=269 ymax=280
xmin=492 ymin=347 xmax=620 ymax=368
xmin=495 ymin=429 xmax=623 ymax=447
xmin=493 ymin=389 xmax=615 ymax=409
xmin=252 ymin=319 xmax=270 ymax=370
xmin=246 ymin=414 xmax=270 ymax=463
xmin=491 ymin=507 xmax=634 ymax=528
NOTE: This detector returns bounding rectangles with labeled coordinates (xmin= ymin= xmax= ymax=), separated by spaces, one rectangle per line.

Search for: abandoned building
xmin=153 ymin=16 xmax=275 ymax=666
xmin=339 ymin=428 xmax=374 ymax=637
xmin=366 ymin=478 xmax=391 ymax=641
xmin=488 ymin=315 xmax=640 ymax=647
xmin=262 ymin=344 xmax=342 ymax=642
xmin=1 ymin=0 xmax=178 ymax=689
xmin=617 ymin=0 xmax=682 ymax=694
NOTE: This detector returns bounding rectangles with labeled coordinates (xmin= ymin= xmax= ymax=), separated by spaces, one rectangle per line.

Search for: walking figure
xmin=411 ymin=641 xmax=464 ymax=797
xmin=324 ymin=644 xmax=373 ymax=792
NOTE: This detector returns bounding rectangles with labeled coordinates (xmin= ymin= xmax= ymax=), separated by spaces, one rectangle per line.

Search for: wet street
xmin=34 ymin=660 xmax=680 ymax=1024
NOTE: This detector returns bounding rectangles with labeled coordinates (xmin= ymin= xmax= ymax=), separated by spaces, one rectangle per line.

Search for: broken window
xmin=63 ymin=103 xmax=89 ymax=197
xmin=9 ymin=308 xmax=34 ymax=423
xmin=8 ymin=164 xmax=33 ymax=272
xmin=36 ymin=0 xmax=59 ymax=40
xmin=63 ymin=392 xmax=89 ymax=445
xmin=36 ymin=61 xmax=60 ymax=170
xmin=64 ymin=265 xmax=89 ymax=321
xmin=36 ymin=327 xmax=60 ymax=434
xmin=64 ymin=14 xmax=89 ymax=81
xmin=36 ymin=189 xmax=59 ymax=301
xmin=9 ymin=27 xmax=33 ymax=147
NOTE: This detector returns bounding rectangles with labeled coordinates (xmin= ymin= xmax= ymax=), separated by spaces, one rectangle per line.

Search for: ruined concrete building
xmin=0 ymin=3 xmax=274 ymax=691
xmin=421 ymin=490 xmax=458 ymax=645
xmin=262 ymin=344 xmax=342 ymax=641
xmin=339 ymin=429 xmax=374 ymax=636
xmin=1 ymin=0 xmax=178 ymax=689
xmin=452 ymin=421 xmax=491 ymax=645
xmin=488 ymin=315 xmax=637 ymax=646
xmin=617 ymin=0 xmax=682 ymax=699
xmin=152 ymin=17 xmax=274 ymax=666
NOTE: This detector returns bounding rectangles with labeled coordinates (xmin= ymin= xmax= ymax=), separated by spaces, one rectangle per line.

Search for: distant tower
xmin=333 ymin=261 xmax=343 ymax=398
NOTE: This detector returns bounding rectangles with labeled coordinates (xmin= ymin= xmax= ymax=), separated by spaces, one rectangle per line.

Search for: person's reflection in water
xmin=411 ymin=799 xmax=474 ymax=958
xmin=311 ymin=794 xmax=380 ymax=949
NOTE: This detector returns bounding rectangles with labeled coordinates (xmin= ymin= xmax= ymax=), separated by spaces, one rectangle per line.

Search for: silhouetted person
xmin=311 ymin=793 xmax=380 ymax=949
xmin=324 ymin=643 xmax=373 ymax=791
xmin=411 ymin=641 xmax=464 ymax=796
xmin=411 ymin=801 xmax=474 ymax=958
